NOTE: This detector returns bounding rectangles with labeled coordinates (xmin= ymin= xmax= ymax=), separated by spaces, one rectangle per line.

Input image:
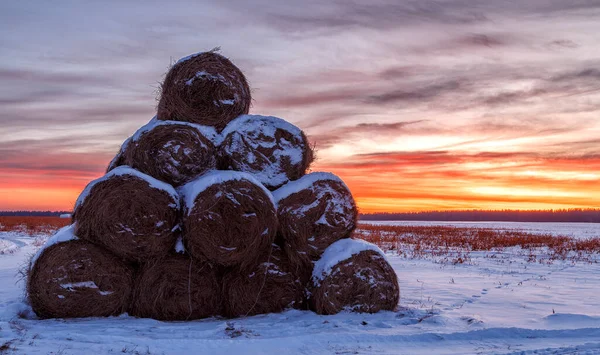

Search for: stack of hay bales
xmin=27 ymin=50 xmax=399 ymax=320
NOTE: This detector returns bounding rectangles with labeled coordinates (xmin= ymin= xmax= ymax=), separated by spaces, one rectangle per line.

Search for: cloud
xmin=267 ymin=1 xmax=489 ymax=32
xmin=368 ymin=80 xmax=462 ymax=104
xmin=0 ymin=137 xmax=114 ymax=176
xmin=310 ymin=120 xmax=428 ymax=148
xmin=323 ymin=150 xmax=600 ymax=174
xmin=263 ymin=62 xmax=600 ymax=122
xmin=252 ymin=0 xmax=600 ymax=34
xmin=0 ymin=89 xmax=74 ymax=105
xmin=551 ymin=68 xmax=600 ymax=82
xmin=546 ymin=39 xmax=579 ymax=49
xmin=1 ymin=0 xmax=600 ymax=211
xmin=0 ymin=68 xmax=114 ymax=86
xmin=262 ymin=89 xmax=360 ymax=108
xmin=456 ymin=33 xmax=507 ymax=48
xmin=313 ymin=148 xmax=600 ymax=211
xmin=328 ymin=151 xmax=535 ymax=171
xmin=0 ymin=104 xmax=154 ymax=127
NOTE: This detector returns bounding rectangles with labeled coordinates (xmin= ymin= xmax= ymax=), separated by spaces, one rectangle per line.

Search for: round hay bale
xmin=222 ymin=244 xmax=304 ymax=317
xmin=309 ymin=239 xmax=399 ymax=315
xmin=274 ymin=172 xmax=358 ymax=263
xmin=106 ymin=116 xmax=158 ymax=173
xmin=73 ymin=166 xmax=180 ymax=263
xmin=27 ymin=226 xmax=134 ymax=319
xmin=274 ymin=233 xmax=314 ymax=287
xmin=157 ymin=50 xmax=251 ymax=131
xmin=180 ymin=171 xmax=277 ymax=270
xmin=108 ymin=120 xmax=218 ymax=187
xmin=130 ymin=255 xmax=221 ymax=321
xmin=218 ymin=115 xmax=314 ymax=190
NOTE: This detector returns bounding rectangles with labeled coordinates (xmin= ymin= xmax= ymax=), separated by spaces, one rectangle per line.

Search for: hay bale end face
xmin=73 ymin=166 xmax=180 ymax=263
xmin=157 ymin=51 xmax=251 ymax=131
xmin=130 ymin=255 xmax=222 ymax=321
xmin=309 ymin=239 xmax=399 ymax=315
xmin=28 ymin=229 xmax=134 ymax=319
xmin=222 ymin=244 xmax=304 ymax=317
xmin=275 ymin=172 xmax=358 ymax=263
xmin=218 ymin=115 xmax=314 ymax=190
xmin=181 ymin=171 xmax=277 ymax=270
xmin=108 ymin=120 xmax=218 ymax=187
xmin=106 ymin=116 xmax=158 ymax=173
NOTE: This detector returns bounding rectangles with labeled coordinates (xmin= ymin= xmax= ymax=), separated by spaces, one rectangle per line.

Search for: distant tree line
xmin=0 ymin=211 xmax=71 ymax=217
xmin=360 ymin=209 xmax=600 ymax=223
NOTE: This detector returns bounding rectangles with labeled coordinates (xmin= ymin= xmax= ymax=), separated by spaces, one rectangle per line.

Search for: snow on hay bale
xmin=106 ymin=147 xmax=126 ymax=173
xmin=180 ymin=171 xmax=277 ymax=270
xmin=106 ymin=116 xmax=158 ymax=173
xmin=222 ymin=244 xmax=304 ymax=317
xmin=274 ymin=172 xmax=358 ymax=263
xmin=108 ymin=119 xmax=218 ymax=187
xmin=130 ymin=254 xmax=221 ymax=321
xmin=157 ymin=50 xmax=251 ymax=131
xmin=27 ymin=225 xmax=134 ymax=319
xmin=309 ymin=239 xmax=399 ymax=315
xmin=218 ymin=115 xmax=314 ymax=190
xmin=73 ymin=166 xmax=180 ymax=263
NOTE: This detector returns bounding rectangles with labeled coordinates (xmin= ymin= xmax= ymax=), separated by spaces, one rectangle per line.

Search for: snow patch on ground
xmin=0 ymin=239 xmax=19 ymax=255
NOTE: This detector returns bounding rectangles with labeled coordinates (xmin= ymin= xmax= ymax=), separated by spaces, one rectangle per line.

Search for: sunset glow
xmin=1 ymin=1 xmax=600 ymax=213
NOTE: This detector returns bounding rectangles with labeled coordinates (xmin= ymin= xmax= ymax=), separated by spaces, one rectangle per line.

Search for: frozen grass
xmin=0 ymin=239 xmax=19 ymax=255
xmin=356 ymin=223 xmax=600 ymax=264
xmin=0 ymin=217 xmax=70 ymax=236
xmin=2 ymin=218 xmax=599 ymax=263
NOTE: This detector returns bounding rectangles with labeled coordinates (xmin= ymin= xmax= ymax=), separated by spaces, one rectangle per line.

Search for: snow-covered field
xmin=1 ymin=224 xmax=600 ymax=355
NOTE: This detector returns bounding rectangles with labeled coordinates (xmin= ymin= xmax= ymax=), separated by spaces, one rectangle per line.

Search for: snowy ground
xmin=1 ymin=226 xmax=600 ymax=355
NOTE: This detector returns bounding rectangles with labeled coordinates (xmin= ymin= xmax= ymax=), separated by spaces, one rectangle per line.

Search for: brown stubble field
xmin=1 ymin=217 xmax=599 ymax=263
xmin=356 ymin=224 xmax=600 ymax=264
xmin=0 ymin=216 xmax=70 ymax=235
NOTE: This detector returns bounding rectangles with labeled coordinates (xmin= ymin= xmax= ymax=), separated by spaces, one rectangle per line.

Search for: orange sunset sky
xmin=1 ymin=1 xmax=600 ymax=213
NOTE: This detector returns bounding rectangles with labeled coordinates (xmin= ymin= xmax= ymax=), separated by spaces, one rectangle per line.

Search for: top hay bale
xmin=157 ymin=50 xmax=251 ymax=132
